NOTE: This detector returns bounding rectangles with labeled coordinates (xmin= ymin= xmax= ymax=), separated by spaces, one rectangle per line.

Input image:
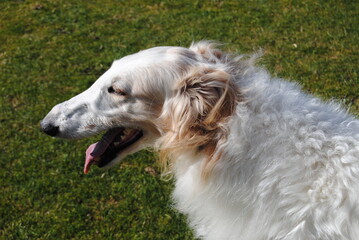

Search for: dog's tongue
xmin=84 ymin=128 xmax=124 ymax=174
xmin=84 ymin=143 xmax=98 ymax=174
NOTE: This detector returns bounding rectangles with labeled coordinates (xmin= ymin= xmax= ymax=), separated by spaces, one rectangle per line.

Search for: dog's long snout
xmin=40 ymin=120 xmax=60 ymax=137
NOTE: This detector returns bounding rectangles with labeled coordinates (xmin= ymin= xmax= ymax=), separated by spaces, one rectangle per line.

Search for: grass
xmin=0 ymin=0 xmax=358 ymax=239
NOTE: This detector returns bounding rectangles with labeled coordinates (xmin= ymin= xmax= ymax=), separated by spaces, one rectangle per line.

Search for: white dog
xmin=41 ymin=42 xmax=359 ymax=240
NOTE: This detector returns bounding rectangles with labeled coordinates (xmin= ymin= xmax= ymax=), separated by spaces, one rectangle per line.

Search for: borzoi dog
xmin=41 ymin=42 xmax=359 ymax=240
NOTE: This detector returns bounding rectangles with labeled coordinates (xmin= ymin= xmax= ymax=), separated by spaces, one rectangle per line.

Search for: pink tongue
xmin=84 ymin=128 xmax=124 ymax=174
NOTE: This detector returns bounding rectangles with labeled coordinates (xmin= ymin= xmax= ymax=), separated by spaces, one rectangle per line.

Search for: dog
xmin=41 ymin=41 xmax=359 ymax=239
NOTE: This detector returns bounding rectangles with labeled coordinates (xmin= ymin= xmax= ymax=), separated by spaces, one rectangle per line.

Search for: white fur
xmin=42 ymin=42 xmax=359 ymax=239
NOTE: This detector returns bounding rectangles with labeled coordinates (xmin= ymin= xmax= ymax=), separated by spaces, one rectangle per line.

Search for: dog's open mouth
xmin=84 ymin=127 xmax=143 ymax=174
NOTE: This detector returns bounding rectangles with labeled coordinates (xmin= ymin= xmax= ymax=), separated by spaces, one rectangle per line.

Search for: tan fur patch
xmin=158 ymin=66 xmax=240 ymax=179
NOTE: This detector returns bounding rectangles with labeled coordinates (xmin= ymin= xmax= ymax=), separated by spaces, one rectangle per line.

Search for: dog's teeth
xmin=123 ymin=129 xmax=131 ymax=135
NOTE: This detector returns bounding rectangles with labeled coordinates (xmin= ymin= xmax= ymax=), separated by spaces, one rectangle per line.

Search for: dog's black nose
xmin=41 ymin=122 xmax=60 ymax=137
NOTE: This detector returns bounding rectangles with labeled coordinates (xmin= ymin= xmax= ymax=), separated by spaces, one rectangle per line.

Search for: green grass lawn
xmin=1 ymin=0 xmax=358 ymax=239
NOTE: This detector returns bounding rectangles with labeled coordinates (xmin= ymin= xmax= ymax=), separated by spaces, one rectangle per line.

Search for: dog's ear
xmin=171 ymin=68 xmax=236 ymax=135
xmin=159 ymin=67 xmax=239 ymax=172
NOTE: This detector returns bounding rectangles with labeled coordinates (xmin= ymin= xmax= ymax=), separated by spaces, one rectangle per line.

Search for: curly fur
xmin=42 ymin=41 xmax=359 ymax=240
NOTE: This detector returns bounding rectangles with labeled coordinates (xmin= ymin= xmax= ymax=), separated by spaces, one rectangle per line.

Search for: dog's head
xmin=41 ymin=42 xmax=239 ymax=175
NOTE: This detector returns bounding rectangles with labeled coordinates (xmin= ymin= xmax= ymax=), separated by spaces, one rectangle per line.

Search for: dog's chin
xmin=84 ymin=127 xmax=144 ymax=174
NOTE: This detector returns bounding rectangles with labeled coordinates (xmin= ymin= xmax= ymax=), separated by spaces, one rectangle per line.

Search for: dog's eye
xmin=108 ymin=86 xmax=127 ymax=96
